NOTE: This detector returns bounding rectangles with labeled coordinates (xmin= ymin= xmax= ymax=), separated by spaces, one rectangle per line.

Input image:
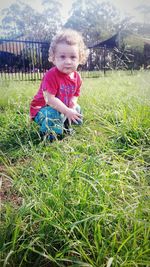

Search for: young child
xmin=30 ymin=28 xmax=89 ymax=141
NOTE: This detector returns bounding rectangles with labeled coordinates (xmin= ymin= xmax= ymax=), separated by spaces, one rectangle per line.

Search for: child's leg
xmin=34 ymin=106 xmax=64 ymax=137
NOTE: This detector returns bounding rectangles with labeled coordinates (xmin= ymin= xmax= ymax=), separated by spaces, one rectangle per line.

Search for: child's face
xmin=53 ymin=43 xmax=79 ymax=75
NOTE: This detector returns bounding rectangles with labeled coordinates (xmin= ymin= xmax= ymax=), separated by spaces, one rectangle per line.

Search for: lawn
xmin=0 ymin=71 xmax=150 ymax=267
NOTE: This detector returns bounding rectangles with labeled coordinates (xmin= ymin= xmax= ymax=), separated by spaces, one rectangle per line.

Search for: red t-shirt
xmin=30 ymin=67 xmax=82 ymax=119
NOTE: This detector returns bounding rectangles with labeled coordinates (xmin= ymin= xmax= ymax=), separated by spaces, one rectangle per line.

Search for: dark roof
xmin=89 ymin=34 xmax=118 ymax=49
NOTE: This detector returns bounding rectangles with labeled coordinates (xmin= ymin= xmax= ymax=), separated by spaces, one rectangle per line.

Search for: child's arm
xmin=69 ymin=96 xmax=78 ymax=109
xmin=44 ymin=91 xmax=82 ymax=123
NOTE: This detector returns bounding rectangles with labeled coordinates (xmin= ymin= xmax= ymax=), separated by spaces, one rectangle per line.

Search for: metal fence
xmin=0 ymin=38 xmax=101 ymax=81
xmin=1 ymin=38 xmax=148 ymax=81
xmin=0 ymin=38 xmax=51 ymax=81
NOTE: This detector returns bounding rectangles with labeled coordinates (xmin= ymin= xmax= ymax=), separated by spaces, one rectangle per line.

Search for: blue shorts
xmin=34 ymin=105 xmax=82 ymax=136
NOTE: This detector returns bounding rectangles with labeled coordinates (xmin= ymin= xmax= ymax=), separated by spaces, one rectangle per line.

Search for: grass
xmin=0 ymin=71 xmax=150 ymax=267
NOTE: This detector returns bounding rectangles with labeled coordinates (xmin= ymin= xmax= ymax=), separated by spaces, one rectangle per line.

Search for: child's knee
xmin=34 ymin=106 xmax=63 ymax=135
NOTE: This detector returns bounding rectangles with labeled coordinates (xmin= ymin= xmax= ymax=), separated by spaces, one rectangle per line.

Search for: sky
xmin=0 ymin=0 xmax=149 ymax=23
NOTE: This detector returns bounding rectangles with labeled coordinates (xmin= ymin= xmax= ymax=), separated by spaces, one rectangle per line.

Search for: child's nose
xmin=65 ymin=58 xmax=71 ymax=63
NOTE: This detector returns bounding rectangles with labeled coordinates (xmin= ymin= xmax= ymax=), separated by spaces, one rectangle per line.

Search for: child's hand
xmin=65 ymin=108 xmax=82 ymax=124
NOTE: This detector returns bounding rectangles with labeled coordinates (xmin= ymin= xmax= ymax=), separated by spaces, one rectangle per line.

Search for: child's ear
xmin=52 ymin=55 xmax=56 ymax=64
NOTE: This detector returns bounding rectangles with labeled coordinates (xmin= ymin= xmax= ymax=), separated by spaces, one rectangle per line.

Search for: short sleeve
xmin=74 ymin=72 xmax=82 ymax=97
xmin=41 ymin=69 xmax=58 ymax=95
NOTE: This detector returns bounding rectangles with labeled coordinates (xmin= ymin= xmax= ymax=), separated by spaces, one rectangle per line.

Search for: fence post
xmin=103 ymin=45 xmax=106 ymax=76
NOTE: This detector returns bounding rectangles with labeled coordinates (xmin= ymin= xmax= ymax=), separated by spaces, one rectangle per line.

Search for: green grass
xmin=0 ymin=71 xmax=150 ymax=267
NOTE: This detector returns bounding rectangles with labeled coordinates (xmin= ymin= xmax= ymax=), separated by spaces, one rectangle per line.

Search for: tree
xmin=64 ymin=0 xmax=121 ymax=45
xmin=136 ymin=4 xmax=150 ymax=25
xmin=0 ymin=2 xmax=27 ymax=38
xmin=0 ymin=0 xmax=63 ymax=40
xmin=41 ymin=0 xmax=62 ymax=39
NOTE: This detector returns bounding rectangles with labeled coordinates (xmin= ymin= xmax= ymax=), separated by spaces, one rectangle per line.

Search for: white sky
xmin=0 ymin=0 xmax=149 ymax=23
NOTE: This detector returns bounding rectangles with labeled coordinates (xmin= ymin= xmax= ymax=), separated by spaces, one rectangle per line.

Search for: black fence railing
xmin=0 ymin=38 xmax=51 ymax=80
xmin=0 ymin=38 xmax=149 ymax=81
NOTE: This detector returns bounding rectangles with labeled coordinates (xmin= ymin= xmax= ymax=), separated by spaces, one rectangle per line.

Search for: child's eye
xmin=60 ymin=55 xmax=65 ymax=59
xmin=71 ymin=56 xmax=76 ymax=59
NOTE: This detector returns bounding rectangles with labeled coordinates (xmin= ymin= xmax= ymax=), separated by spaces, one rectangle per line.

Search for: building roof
xmin=88 ymin=33 xmax=118 ymax=49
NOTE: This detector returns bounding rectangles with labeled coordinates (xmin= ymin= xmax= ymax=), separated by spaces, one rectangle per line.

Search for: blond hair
xmin=48 ymin=28 xmax=89 ymax=65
